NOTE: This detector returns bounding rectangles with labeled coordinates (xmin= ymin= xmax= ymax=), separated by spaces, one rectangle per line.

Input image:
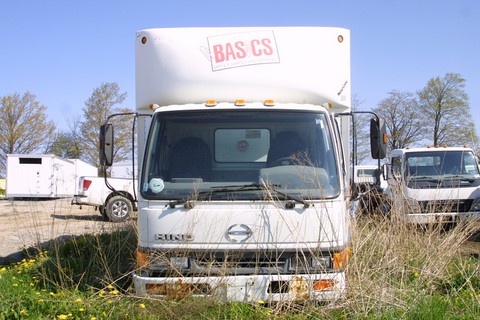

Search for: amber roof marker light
xmin=141 ymin=36 xmax=148 ymax=44
xmin=337 ymin=35 xmax=344 ymax=43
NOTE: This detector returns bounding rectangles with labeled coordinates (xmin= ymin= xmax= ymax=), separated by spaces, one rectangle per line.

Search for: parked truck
xmin=100 ymin=27 xmax=386 ymax=302
xmin=352 ymin=165 xmax=387 ymax=193
xmin=72 ymin=162 xmax=138 ymax=222
xmin=72 ymin=176 xmax=137 ymax=222
xmin=385 ymin=146 xmax=480 ymax=224
xmin=351 ymin=164 xmax=388 ymax=216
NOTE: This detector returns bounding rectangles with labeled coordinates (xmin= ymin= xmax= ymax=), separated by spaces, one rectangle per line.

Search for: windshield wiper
xmin=448 ymin=175 xmax=476 ymax=183
xmin=168 ymin=183 xmax=310 ymax=209
xmin=409 ymin=176 xmax=442 ymax=184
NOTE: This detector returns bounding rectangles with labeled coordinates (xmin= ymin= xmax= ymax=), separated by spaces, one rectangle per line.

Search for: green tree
xmin=417 ymin=73 xmax=478 ymax=147
xmin=46 ymin=115 xmax=82 ymax=159
xmin=80 ymin=82 xmax=132 ymax=171
xmin=373 ymin=90 xmax=425 ymax=151
xmin=0 ymin=92 xmax=55 ymax=177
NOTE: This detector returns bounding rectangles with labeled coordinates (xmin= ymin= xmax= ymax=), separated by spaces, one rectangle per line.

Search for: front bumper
xmin=405 ymin=211 xmax=480 ymax=224
xmin=133 ymin=272 xmax=345 ymax=302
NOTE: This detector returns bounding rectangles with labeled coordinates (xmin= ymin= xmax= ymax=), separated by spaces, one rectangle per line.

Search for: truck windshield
xmin=141 ymin=110 xmax=340 ymax=201
xmin=404 ymin=151 xmax=480 ymax=179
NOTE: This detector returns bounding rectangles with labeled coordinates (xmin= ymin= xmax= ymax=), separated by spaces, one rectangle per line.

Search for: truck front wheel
xmin=105 ymin=195 xmax=132 ymax=222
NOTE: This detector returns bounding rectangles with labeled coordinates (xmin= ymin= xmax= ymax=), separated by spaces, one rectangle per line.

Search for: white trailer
xmin=100 ymin=27 xmax=385 ymax=302
xmin=6 ymin=154 xmax=97 ymax=199
xmin=385 ymin=146 xmax=480 ymax=224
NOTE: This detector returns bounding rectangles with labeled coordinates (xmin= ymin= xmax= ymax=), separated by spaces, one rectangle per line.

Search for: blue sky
xmin=1 ymin=0 xmax=479 ymax=138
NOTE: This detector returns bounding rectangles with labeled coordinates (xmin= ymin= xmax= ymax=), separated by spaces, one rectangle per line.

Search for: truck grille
xmin=145 ymin=250 xmax=334 ymax=277
xmin=418 ymin=199 xmax=472 ymax=213
xmin=193 ymin=252 xmax=287 ymax=274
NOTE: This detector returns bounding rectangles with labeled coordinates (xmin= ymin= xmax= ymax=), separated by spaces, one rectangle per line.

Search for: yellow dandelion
xmin=12 ymin=283 xmax=18 ymax=287
xmin=107 ymin=285 xmax=114 ymax=289
xmin=0 ymin=267 xmax=7 ymax=273
xmin=139 ymin=303 xmax=146 ymax=309
xmin=57 ymin=315 xmax=68 ymax=320
xmin=79 ymin=308 xmax=85 ymax=312
xmin=109 ymin=289 xmax=120 ymax=295
xmin=258 ymin=300 xmax=265 ymax=305
xmin=75 ymin=298 xmax=82 ymax=303
xmin=90 ymin=318 xmax=97 ymax=320
xmin=414 ymin=272 xmax=419 ymax=278
xmin=38 ymin=299 xmax=44 ymax=303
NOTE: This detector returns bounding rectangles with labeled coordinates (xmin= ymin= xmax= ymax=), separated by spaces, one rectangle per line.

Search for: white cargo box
xmin=136 ymin=27 xmax=350 ymax=111
xmin=6 ymin=154 xmax=97 ymax=198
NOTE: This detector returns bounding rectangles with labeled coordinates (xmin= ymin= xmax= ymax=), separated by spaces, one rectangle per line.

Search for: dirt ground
xmin=0 ymin=198 xmax=124 ymax=264
xmin=2 ymin=197 xmax=480 ymax=265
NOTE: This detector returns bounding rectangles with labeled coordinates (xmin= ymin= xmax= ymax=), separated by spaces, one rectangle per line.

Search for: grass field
xmin=1 ymin=204 xmax=480 ymax=319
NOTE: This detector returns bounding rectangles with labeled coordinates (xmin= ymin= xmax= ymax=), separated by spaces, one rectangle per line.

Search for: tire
xmin=98 ymin=205 xmax=109 ymax=220
xmin=105 ymin=195 xmax=132 ymax=222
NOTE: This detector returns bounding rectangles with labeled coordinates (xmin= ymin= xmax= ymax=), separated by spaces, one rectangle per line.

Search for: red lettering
xmin=235 ymin=41 xmax=246 ymax=59
xmin=224 ymin=43 xmax=236 ymax=61
xmin=213 ymin=44 xmax=225 ymax=63
xmin=261 ymin=38 xmax=273 ymax=55
xmin=251 ymin=39 xmax=262 ymax=56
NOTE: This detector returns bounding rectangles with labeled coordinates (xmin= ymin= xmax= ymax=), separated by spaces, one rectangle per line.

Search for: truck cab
xmin=386 ymin=147 xmax=480 ymax=224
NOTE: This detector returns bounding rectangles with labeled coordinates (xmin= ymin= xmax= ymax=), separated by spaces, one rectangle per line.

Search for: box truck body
xmin=6 ymin=154 xmax=97 ymax=198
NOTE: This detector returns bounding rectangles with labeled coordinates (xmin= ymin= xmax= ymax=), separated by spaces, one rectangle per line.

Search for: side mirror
xmin=370 ymin=118 xmax=387 ymax=159
xmin=99 ymin=124 xmax=114 ymax=167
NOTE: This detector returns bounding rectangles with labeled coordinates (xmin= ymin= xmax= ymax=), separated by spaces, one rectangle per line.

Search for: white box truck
xmin=100 ymin=27 xmax=386 ymax=302
xmin=385 ymin=146 xmax=480 ymax=224
xmin=6 ymin=154 xmax=97 ymax=198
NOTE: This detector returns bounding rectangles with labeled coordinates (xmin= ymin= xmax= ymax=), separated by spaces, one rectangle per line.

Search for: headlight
xmin=289 ymin=254 xmax=331 ymax=271
xmin=148 ymin=254 xmax=190 ymax=271
xmin=470 ymin=199 xmax=480 ymax=212
xmin=170 ymin=257 xmax=189 ymax=269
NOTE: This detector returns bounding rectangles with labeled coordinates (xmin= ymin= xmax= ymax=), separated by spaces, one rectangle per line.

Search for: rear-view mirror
xmin=99 ymin=124 xmax=114 ymax=167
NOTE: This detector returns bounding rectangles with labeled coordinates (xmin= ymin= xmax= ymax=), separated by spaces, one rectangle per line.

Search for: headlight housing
xmin=289 ymin=254 xmax=332 ymax=272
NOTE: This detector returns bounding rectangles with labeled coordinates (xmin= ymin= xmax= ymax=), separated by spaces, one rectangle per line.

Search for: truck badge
xmin=155 ymin=234 xmax=194 ymax=241
xmin=225 ymin=224 xmax=253 ymax=243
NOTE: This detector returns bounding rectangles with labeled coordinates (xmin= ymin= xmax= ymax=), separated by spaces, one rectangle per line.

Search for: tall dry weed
xmin=345 ymin=197 xmax=480 ymax=316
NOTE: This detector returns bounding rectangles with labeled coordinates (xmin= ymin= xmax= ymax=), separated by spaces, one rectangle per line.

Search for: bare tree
xmin=351 ymin=94 xmax=371 ymax=164
xmin=372 ymin=90 xmax=425 ymax=151
xmin=417 ymin=73 xmax=478 ymax=147
xmin=0 ymin=92 xmax=55 ymax=177
xmin=80 ymin=82 xmax=132 ymax=169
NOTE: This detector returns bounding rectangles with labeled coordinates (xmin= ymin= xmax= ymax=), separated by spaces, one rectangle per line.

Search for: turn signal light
xmin=135 ymin=250 xmax=149 ymax=269
xmin=333 ymin=248 xmax=351 ymax=270
xmin=313 ymin=279 xmax=335 ymax=291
